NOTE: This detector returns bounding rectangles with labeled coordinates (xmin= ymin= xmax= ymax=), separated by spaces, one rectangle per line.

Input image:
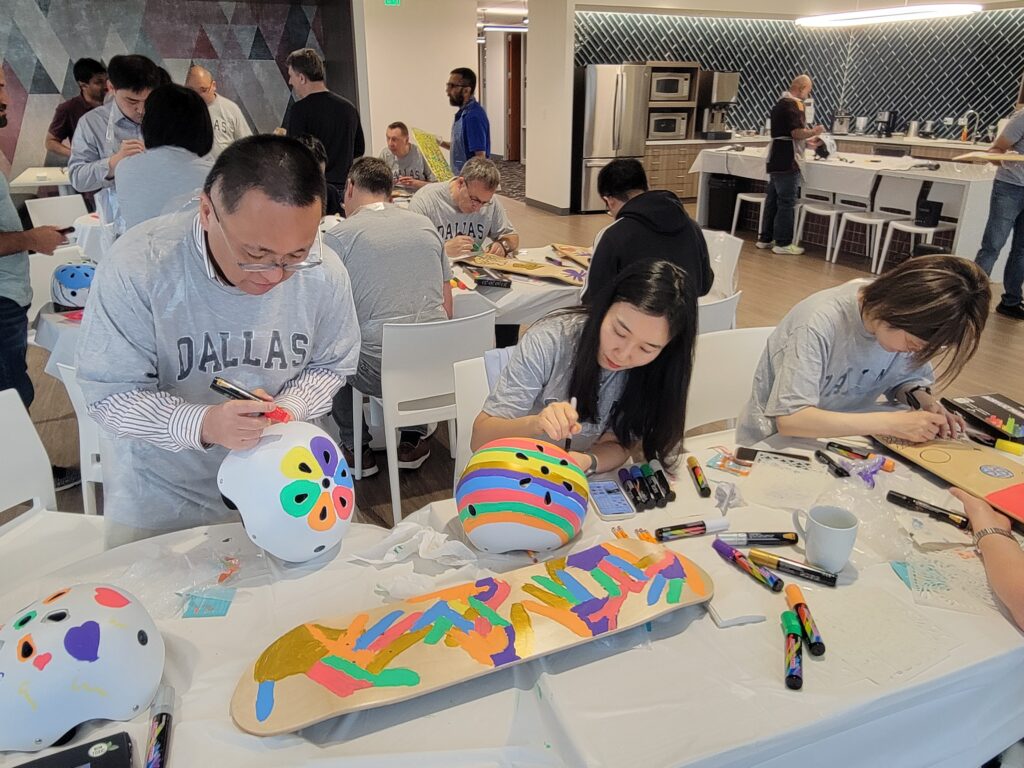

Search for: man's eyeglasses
xmin=445 ymin=81 xmax=469 ymax=90
xmin=208 ymin=197 xmax=323 ymax=273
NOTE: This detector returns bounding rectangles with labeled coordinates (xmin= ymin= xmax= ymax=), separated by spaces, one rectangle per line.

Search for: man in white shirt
xmin=185 ymin=65 xmax=253 ymax=159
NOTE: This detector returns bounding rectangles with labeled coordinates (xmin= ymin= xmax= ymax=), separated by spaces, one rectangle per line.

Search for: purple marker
xmin=631 ymin=465 xmax=665 ymax=508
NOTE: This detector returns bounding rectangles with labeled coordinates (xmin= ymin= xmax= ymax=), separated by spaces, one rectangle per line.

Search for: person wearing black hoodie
xmin=582 ymin=159 xmax=713 ymax=301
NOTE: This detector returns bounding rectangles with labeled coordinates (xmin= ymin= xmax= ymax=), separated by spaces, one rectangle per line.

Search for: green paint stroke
xmin=589 ymin=568 xmax=621 ymax=597
xmin=531 ymin=575 xmax=578 ymax=604
xmin=424 ymin=617 xmax=453 ymax=645
xmin=467 ymin=596 xmax=510 ymax=627
xmin=667 ymin=578 xmax=683 ymax=605
xmin=321 ymin=655 xmax=419 ymax=688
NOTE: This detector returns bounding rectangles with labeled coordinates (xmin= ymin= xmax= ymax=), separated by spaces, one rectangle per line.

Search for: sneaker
xmin=397 ymin=436 xmax=431 ymax=470
xmin=995 ymin=301 xmax=1024 ymax=320
xmin=341 ymin=445 xmax=379 ymax=478
xmin=755 ymin=240 xmax=774 ymax=249
xmin=52 ymin=465 xmax=81 ymax=492
xmin=772 ymin=243 xmax=805 ymax=256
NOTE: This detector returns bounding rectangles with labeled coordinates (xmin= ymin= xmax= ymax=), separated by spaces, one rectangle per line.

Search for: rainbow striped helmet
xmin=456 ymin=438 xmax=589 ymax=553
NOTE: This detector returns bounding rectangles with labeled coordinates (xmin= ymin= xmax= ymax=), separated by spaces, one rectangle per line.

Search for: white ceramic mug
xmin=792 ymin=505 xmax=859 ymax=573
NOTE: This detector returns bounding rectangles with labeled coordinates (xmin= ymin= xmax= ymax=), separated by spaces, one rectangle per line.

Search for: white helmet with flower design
xmin=217 ymin=421 xmax=355 ymax=562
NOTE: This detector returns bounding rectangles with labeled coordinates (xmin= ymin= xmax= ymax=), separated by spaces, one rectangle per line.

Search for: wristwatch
xmin=972 ymin=527 xmax=1017 ymax=549
xmin=905 ymin=385 xmax=932 ymax=410
xmin=584 ymin=452 xmax=599 ymax=477
xmin=497 ymin=237 xmax=514 ymax=256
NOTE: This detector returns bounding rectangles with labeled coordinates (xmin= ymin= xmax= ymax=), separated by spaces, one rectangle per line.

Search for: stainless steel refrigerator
xmin=574 ymin=64 xmax=650 ymax=213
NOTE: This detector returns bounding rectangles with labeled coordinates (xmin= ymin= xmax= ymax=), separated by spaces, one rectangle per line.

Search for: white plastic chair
xmin=730 ymin=192 xmax=767 ymax=237
xmin=876 ymin=184 xmax=963 ymax=274
xmin=369 ymin=310 xmax=496 ymax=526
xmin=834 ymin=177 xmax=923 ymax=272
xmin=452 ymin=357 xmax=491 ymax=487
xmin=56 ymin=364 xmax=102 ymax=515
xmin=0 ymin=387 xmax=57 ymax=514
xmin=703 ymin=230 xmax=742 ymax=297
xmin=794 ymin=189 xmax=867 ymax=262
xmin=25 ymin=194 xmax=88 ymax=229
xmin=698 ymin=290 xmax=742 ymax=333
xmin=685 ymin=327 xmax=774 ymax=433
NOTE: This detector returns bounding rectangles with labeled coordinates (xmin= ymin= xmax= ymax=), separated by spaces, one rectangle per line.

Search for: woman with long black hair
xmin=471 ymin=259 xmax=698 ymax=474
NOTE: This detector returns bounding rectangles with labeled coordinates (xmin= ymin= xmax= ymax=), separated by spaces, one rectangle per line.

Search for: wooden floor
xmin=28 ymin=195 xmax=1024 ymax=528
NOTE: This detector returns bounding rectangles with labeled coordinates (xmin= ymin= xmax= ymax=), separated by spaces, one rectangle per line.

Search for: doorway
xmin=506 ymin=33 xmax=522 ymax=162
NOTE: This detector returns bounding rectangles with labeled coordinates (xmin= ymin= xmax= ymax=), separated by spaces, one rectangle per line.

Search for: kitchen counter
xmin=833 ymin=134 xmax=991 ymax=151
xmin=647 ymin=136 xmax=769 ymax=146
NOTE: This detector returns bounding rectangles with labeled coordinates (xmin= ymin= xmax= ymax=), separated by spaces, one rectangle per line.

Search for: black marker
xmin=814 ymin=449 xmax=850 ymax=478
xmin=617 ymin=468 xmax=649 ymax=509
xmin=649 ymin=459 xmax=677 ymax=502
xmin=886 ymin=490 xmax=969 ymax=530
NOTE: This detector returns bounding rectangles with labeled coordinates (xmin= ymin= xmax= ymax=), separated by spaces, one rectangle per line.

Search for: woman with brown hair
xmin=737 ymin=255 xmax=991 ymax=445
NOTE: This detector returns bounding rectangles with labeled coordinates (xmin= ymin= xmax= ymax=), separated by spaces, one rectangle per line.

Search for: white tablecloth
xmin=8 ymin=166 xmax=74 ymax=195
xmin=4 ymin=432 xmax=1023 ymax=767
xmin=70 ymin=212 xmax=113 ymax=263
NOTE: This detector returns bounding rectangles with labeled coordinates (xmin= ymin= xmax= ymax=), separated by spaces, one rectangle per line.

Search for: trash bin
xmin=707 ymin=174 xmax=741 ymax=232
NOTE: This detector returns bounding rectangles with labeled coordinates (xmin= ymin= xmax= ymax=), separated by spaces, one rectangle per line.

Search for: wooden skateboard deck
xmin=231 ymin=539 xmax=712 ymax=735
xmin=550 ymin=243 xmax=593 ymax=268
xmin=456 ymin=253 xmax=586 ymax=286
xmin=411 ymin=127 xmax=454 ymax=182
xmin=951 ymin=151 xmax=1024 ymax=163
xmin=874 ymin=435 xmax=1024 ymax=523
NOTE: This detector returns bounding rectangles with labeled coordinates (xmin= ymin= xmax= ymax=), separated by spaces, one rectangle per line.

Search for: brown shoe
xmin=397 ymin=437 xmax=431 ymax=470
xmin=342 ymin=444 xmax=379 ymax=478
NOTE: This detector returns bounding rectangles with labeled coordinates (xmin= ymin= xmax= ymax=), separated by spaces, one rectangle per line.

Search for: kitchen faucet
xmin=962 ymin=109 xmax=980 ymax=143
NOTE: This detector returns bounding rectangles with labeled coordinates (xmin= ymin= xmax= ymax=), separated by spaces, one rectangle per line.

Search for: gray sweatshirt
xmin=76 ymin=211 xmax=361 ymax=533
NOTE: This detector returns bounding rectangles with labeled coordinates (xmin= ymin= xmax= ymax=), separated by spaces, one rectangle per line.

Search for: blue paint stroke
xmin=647 ymin=574 xmax=666 ymax=606
xmin=604 ymin=555 xmax=646 ymax=581
xmin=353 ymin=610 xmax=405 ymax=651
xmin=555 ymin=569 xmax=595 ymax=603
xmin=409 ymin=601 xmax=474 ymax=634
xmin=255 ymin=680 xmax=275 ymax=722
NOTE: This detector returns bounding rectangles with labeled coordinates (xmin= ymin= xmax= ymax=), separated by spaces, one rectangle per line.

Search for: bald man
xmin=757 ymin=74 xmax=824 ymax=256
xmin=185 ymin=65 xmax=252 ymax=159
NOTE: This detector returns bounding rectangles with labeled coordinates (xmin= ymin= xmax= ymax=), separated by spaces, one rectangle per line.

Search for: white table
xmin=4 ymin=431 xmax=1023 ymax=767
xmin=70 ymin=212 xmax=113 ymax=263
xmin=451 ymin=246 xmax=583 ymax=325
xmin=690 ymin=146 xmax=1007 ymax=282
xmin=9 ymin=166 xmax=74 ymax=196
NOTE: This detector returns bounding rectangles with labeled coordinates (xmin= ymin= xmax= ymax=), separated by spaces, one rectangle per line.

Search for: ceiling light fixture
xmin=796 ymin=3 xmax=981 ymax=27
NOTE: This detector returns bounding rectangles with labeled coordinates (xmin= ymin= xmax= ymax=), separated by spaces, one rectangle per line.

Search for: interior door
xmin=506 ymin=33 xmax=522 ymax=162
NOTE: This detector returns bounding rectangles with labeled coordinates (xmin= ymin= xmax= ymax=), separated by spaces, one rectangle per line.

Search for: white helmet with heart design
xmin=0 ymin=583 xmax=165 ymax=752
xmin=217 ymin=421 xmax=355 ymax=563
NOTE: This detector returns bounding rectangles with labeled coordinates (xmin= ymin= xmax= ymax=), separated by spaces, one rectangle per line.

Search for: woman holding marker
xmin=737 ymin=256 xmax=990 ymax=446
xmin=472 ymin=260 xmax=698 ymax=475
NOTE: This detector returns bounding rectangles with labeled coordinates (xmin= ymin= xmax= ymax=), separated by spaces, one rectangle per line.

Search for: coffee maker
xmin=832 ymin=114 xmax=852 ymax=135
xmin=698 ymin=71 xmax=741 ymax=140
xmin=875 ymin=109 xmax=897 ymax=137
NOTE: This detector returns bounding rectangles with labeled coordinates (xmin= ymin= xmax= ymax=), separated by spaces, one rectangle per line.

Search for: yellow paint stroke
xmin=676 ymin=554 xmax=708 ymax=596
xmin=71 ymin=679 xmax=108 ymax=697
xmin=510 ymin=603 xmax=534 ymax=657
xmin=108 ymin=618 xmax=126 ymax=629
xmin=520 ymin=599 xmax=591 ymax=637
xmin=366 ymin=627 xmax=430 ymax=675
xmin=408 ymin=581 xmax=480 ymax=604
xmin=18 ymin=682 xmax=37 ymax=710
xmin=522 ymin=583 xmax=571 ymax=609
xmin=444 ymin=634 xmax=460 ymax=648
xmin=635 ymin=554 xmax=657 ymax=569
xmin=544 ymin=557 xmax=567 ymax=583
xmin=254 ymin=624 xmax=330 ymax=682
xmin=449 ymin=599 xmax=472 ymax=617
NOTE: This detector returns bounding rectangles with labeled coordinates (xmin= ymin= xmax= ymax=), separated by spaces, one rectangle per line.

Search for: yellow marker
xmin=996 ymin=439 xmax=1024 ymax=456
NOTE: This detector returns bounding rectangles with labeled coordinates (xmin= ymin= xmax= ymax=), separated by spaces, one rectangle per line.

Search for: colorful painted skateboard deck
xmin=231 ymin=539 xmax=712 ymax=735
xmin=550 ymin=243 xmax=593 ymax=268
xmin=411 ymin=128 xmax=454 ymax=182
xmin=455 ymin=253 xmax=586 ymax=286
xmin=874 ymin=435 xmax=1024 ymax=523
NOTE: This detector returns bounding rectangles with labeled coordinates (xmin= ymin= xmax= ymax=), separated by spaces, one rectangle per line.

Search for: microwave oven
xmin=648 ymin=112 xmax=688 ymax=140
xmin=650 ymin=73 xmax=691 ymax=102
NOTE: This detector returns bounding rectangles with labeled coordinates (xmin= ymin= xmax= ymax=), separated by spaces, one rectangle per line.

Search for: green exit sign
xmin=384 ymin=0 xmax=400 ymax=5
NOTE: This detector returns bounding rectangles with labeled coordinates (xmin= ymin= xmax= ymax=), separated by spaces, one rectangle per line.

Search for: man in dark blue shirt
xmin=440 ymin=67 xmax=490 ymax=175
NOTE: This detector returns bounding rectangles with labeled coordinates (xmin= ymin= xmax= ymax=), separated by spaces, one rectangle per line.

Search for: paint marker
xmin=824 ymin=442 xmax=895 ymax=472
xmin=648 ymin=460 xmax=677 ymax=502
xmin=618 ymin=467 xmax=651 ymax=510
xmin=785 ymin=584 xmax=825 ymax=656
xmin=712 ymin=538 xmax=784 ymax=592
xmin=565 ymin=396 xmax=578 ymax=453
xmin=781 ymin=610 xmax=804 ymax=690
xmin=750 ymin=548 xmax=838 ymax=587
xmin=144 ymin=684 xmax=174 ymax=768
xmin=717 ymin=532 xmax=799 ymax=547
xmin=686 ymin=456 xmax=712 ymax=497
xmin=640 ymin=464 xmax=667 ymax=505
xmin=545 ymin=255 xmax=565 ymax=266
xmin=611 ymin=525 xmax=628 ymax=539
xmin=632 ymin=465 xmax=666 ymax=508
xmin=655 ymin=518 xmax=729 ymax=542
xmin=885 ymin=490 xmax=969 ymax=530
xmin=996 ymin=438 xmax=1024 ymax=456
xmin=814 ymin=449 xmax=850 ymax=478
xmin=210 ymin=377 xmax=291 ymax=423
xmin=635 ymin=527 xmax=658 ymax=543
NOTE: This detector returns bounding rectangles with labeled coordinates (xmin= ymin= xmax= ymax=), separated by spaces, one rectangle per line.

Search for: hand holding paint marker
xmin=536 ymin=397 xmax=581 ymax=444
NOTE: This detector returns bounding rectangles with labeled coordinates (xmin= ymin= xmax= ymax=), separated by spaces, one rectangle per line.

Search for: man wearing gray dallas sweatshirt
xmin=76 ymin=136 xmax=360 ymax=547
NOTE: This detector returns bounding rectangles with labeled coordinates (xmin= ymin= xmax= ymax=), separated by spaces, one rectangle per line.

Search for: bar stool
xmin=834 ymin=176 xmax=923 ymax=272
xmin=875 ymin=187 xmax=962 ymax=274
xmin=795 ymin=190 xmax=869 ymax=263
xmin=730 ymin=192 xmax=767 ymax=237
